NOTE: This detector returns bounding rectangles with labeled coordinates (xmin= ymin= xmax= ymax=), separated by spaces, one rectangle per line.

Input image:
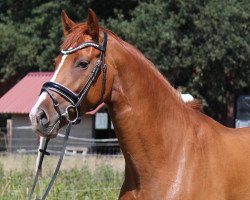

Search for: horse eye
xmin=77 ymin=61 xmax=89 ymax=69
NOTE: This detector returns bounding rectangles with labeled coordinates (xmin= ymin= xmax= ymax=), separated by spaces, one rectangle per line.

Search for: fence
xmin=0 ymin=120 xmax=124 ymax=200
xmin=0 ymin=119 xmax=121 ymax=156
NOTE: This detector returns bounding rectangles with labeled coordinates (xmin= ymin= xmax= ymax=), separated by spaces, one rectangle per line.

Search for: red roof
xmin=0 ymin=72 xmax=105 ymax=115
xmin=0 ymin=72 xmax=53 ymax=114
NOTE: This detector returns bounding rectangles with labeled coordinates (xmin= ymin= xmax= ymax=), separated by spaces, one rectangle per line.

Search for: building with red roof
xmin=0 ymin=72 xmax=53 ymax=114
xmin=0 ymin=72 xmax=118 ymax=154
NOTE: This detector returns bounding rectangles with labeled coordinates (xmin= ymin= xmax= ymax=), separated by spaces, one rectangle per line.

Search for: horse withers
xmin=30 ymin=9 xmax=250 ymax=200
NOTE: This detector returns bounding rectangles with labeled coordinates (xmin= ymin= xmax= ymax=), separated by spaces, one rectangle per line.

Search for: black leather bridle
xmin=41 ymin=31 xmax=108 ymax=124
xmin=29 ymin=31 xmax=108 ymax=200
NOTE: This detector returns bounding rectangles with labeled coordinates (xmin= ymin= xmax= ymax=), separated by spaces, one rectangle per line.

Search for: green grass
xmin=0 ymin=155 xmax=123 ymax=200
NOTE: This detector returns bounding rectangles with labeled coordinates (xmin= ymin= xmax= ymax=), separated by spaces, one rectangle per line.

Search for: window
xmin=93 ymin=107 xmax=119 ymax=154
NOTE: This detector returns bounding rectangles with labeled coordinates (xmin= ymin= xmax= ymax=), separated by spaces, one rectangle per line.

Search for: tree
xmin=106 ymin=0 xmax=250 ymax=126
xmin=0 ymin=0 xmax=249 ymax=126
xmin=0 ymin=1 xmax=87 ymax=81
xmin=0 ymin=0 xmax=137 ymax=82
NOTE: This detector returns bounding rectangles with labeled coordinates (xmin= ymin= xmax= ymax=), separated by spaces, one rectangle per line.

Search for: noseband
xmin=41 ymin=31 xmax=108 ymax=124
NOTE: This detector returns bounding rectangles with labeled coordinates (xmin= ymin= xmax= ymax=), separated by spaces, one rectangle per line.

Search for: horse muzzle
xmin=30 ymin=106 xmax=61 ymax=138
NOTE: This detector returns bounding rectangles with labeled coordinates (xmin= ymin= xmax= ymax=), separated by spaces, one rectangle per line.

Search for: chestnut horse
xmin=30 ymin=9 xmax=250 ymax=200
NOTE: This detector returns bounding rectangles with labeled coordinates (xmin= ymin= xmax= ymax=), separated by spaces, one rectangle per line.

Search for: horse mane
xmin=61 ymin=22 xmax=202 ymax=112
xmin=185 ymin=100 xmax=203 ymax=111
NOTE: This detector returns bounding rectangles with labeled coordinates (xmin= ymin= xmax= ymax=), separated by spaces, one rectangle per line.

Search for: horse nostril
xmin=36 ymin=109 xmax=49 ymax=127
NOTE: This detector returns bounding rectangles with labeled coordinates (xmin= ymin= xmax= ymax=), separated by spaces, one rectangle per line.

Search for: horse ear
xmin=86 ymin=8 xmax=99 ymax=41
xmin=61 ymin=10 xmax=76 ymax=36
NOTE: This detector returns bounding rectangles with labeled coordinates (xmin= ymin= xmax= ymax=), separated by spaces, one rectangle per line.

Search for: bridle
xmin=41 ymin=31 xmax=108 ymax=124
xmin=28 ymin=31 xmax=108 ymax=200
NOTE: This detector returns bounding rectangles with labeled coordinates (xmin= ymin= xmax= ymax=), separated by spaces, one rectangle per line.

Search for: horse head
xmin=30 ymin=9 xmax=114 ymax=138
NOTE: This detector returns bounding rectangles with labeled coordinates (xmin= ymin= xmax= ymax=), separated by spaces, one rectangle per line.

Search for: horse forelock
xmin=61 ymin=23 xmax=89 ymax=50
xmin=61 ymin=23 xmax=114 ymax=50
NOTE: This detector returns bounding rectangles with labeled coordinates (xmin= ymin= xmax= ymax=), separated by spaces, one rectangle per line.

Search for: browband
xmin=61 ymin=42 xmax=105 ymax=55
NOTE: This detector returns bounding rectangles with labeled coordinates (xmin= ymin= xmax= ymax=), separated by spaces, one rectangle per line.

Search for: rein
xmin=28 ymin=123 xmax=71 ymax=200
xmin=29 ymin=31 xmax=108 ymax=200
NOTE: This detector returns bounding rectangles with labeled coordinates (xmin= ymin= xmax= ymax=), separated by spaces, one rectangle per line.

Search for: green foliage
xmin=0 ymin=0 xmax=249 ymax=124
xmin=0 ymin=0 xmax=137 ymax=82
xmin=106 ymin=0 xmax=250 ymax=123
xmin=0 ymin=1 xmax=88 ymax=81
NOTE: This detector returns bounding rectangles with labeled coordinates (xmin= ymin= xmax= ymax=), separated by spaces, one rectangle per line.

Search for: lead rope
xmin=29 ymin=122 xmax=72 ymax=200
xmin=28 ymin=138 xmax=50 ymax=200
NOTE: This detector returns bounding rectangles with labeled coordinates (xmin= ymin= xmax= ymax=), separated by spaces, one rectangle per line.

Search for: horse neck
xmin=106 ymin=36 xmax=190 ymax=177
